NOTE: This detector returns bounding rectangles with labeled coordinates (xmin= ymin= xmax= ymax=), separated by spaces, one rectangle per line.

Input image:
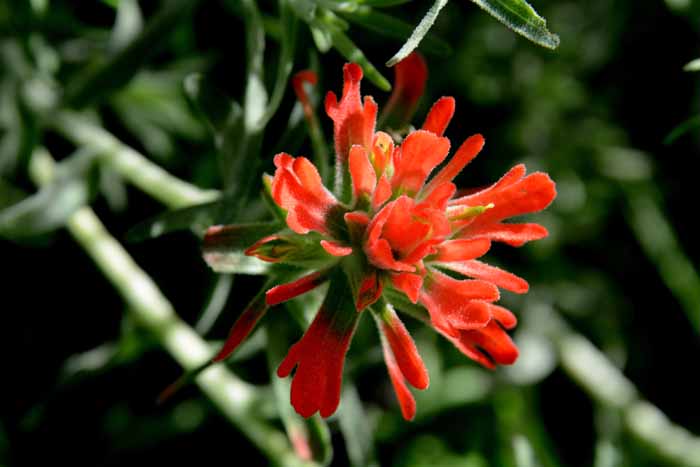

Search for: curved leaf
xmin=470 ymin=0 xmax=560 ymax=49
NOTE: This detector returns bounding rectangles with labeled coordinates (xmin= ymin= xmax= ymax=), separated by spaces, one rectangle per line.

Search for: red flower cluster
xmin=204 ymin=53 xmax=556 ymax=421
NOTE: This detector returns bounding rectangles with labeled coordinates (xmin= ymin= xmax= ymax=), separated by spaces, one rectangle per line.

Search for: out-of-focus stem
xmin=548 ymin=309 xmax=700 ymax=467
xmin=29 ymin=148 xmax=313 ymax=467
xmin=51 ymin=111 xmax=220 ymax=209
xmin=623 ymin=186 xmax=700 ymax=331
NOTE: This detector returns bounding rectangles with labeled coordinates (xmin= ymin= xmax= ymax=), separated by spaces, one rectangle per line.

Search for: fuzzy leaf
xmin=469 ymin=0 xmax=560 ymax=49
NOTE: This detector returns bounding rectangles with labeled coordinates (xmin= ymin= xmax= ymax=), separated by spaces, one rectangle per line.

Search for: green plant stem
xmin=29 ymin=147 xmax=313 ymax=467
xmin=51 ymin=111 xmax=219 ymax=209
xmin=546 ymin=310 xmax=700 ymax=467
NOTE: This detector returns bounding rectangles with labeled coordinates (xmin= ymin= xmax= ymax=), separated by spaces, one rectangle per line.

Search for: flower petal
xmin=432 ymin=238 xmax=491 ymax=262
xmin=325 ymin=63 xmax=377 ymax=163
xmin=213 ymin=291 xmax=268 ymax=362
xmin=437 ymin=259 xmax=529 ymax=294
xmin=390 ymin=272 xmax=424 ymax=303
xmin=391 ymin=130 xmax=451 ymax=195
xmin=320 ymin=240 xmax=353 ymax=257
xmin=377 ymin=304 xmax=429 ymax=390
xmin=380 ymin=52 xmax=428 ymax=129
xmin=292 ymin=70 xmax=318 ymax=121
xmin=356 ymin=269 xmax=383 ymax=311
xmin=419 ymin=269 xmax=497 ymax=333
xmin=382 ymin=336 xmax=417 ymax=420
xmin=422 ymin=96 xmax=455 ymax=136
xmin=462 ymin=222 xmax=549 ymax=247
xmin=349 ymin=144 xmax=377 ymax=199
xmin=422 ymin=134 xmax=484 ymax=198
xmin=452 ymin=169 xmax=556 ymax=226
xmin=266 ymin=271 xmax=327 ymax=306
xmin=271 ymin=154 xmax=338 ymax=235
xmin=277 ymin=276 xmax=360 ymax=418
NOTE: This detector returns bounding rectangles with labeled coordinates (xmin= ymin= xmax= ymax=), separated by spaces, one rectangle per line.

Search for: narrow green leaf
xmin=385 ymin=0 xmax=449 ymax=67
xmin=664 ymin=115 xmax=700 ymax=145
xmin=202 ymin=222 xmax=283 ymax=252
xmin=195 ymin=274 xmax=235 ymax=335
xmin=0 ymin=148 xmax=97 ymax=239
xmin=469 ymin=0 xmax=560 ymax=50
xmin=258 ymin=0 xmax=298 ymax=127
xmin=338 ymin=385 xmax=379 ymax=467
xmin=183 ymin=73 xmax=238 ymax=134
xmin=126 ymin=200 xmax=226 ymax=241
xmin=323 ymin=22 xmax=391 ymax=91
xmin=343 ymin=6 xmax=451 ymax=58
xmin=683 ymin=57 xmax=700 ymax=71
xmin=109 ymin=0 xmax=143 ymax=52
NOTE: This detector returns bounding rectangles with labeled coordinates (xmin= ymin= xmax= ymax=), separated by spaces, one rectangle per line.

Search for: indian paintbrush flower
xmin=203 ymin=53 xmax=556 ymax=421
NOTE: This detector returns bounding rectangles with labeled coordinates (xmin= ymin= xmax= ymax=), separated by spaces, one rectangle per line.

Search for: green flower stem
xmin=51 ymin=111 xmax=220 ymax=209
xmin=29 ymin=147 xmax=313 ymax=467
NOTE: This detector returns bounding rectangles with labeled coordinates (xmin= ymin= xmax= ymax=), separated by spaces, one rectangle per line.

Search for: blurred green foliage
xmin=2 ymin=0 xmax=700 ymax=466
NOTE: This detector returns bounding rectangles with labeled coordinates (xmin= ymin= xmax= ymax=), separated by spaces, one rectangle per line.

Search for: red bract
xmin=205 ymin=52 xmax=556 ymax=421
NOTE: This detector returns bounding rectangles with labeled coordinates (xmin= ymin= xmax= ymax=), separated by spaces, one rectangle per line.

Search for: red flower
xmin=204 ymin=53 xmax=556 ymax=421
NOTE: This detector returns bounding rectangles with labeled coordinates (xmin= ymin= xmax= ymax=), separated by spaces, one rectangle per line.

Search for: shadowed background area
xmin=2 ymin=0 xmax=700 ymax=466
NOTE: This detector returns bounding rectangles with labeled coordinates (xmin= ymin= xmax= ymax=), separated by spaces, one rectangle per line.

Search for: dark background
xmin=2 ymin=0 xmax=700 ymax=465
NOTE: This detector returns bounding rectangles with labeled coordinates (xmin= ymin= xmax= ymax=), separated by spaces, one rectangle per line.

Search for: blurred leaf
xmin=360 ymin=0 xmax=412 ymax=6
xmin=203 ymin=223 xmax=281 ymax=274
xmin=314 ymin=11 xmax=391 ymax=91
xmin=683 ymin=57 xmax=700 ymax=71
xmin=259 ymin=0 xmax=298 ymax=127
xmin=0 ymin=178 xmax=27 ymax=209
xmin=0 ymin=148 xmax=97 ymax=239
xmin=99 ymin=166 xmax=128 ymax=212
xmin=469 ymin=0 xmax=560 ymax=49
xmin=195 ymin=274 xmax=234 ymax=335
xmin=64 ymin=0 xmax=200 ymax=107
xmin=183 ymin=73 xmax=238 ymax=134
xmin=338 ymin=384 xmax=379 ymax=467
xmin=394 ymin=435 xmax=488 ymax=467
xmin=202 ymin=221 xmax=282 ymax=252
xmin=385 ymin=0 xmax=449 ymax=67
xmin=126 ymin=200 xmax=226 ymax=241
xmin=504 ymin=332 xmax=557 ymax=385
xmin=109 ymin=0 xmax=143 ymax=52
xmin=664 ymin=115 xmax=700 ymax=144
xmin=342 ymin=6 xmax=452 ymax=58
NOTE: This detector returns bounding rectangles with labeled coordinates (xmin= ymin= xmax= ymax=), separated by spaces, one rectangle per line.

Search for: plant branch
xmin=51 ymin=111 xmax=219 ymax=209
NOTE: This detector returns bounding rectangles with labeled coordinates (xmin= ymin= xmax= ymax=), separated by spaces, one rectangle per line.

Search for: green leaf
xmin=385 ymin=0 xmax=449 ymax=67
xmin=664 ymin=115 xmax=700 ymax=145
xmin=338 ymin=384 xmax=379 ymax=467
xmin=341 ymin=6 xmax=451 ymax=58
xmin=64 ymin=0 xmax=201 ymax=107
xmin=314 ymin=11 xmax=391 ymax=91
xmin=202 ymin=222 xmax=283 ymax=252
xmin=259 ymin=0 xmax=298 ymax=127
xmin=201 ymin=222 xmax=285 ymax=274
xmin=0 ymin=148 xmax=97 ymax=239
xmin=126 ymin=200 xmax=227 ymax=241
xmin=469 ymin=0 xmax=560 ymax=50
xmin=683 ymin=58 xmax=700 ymax=71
